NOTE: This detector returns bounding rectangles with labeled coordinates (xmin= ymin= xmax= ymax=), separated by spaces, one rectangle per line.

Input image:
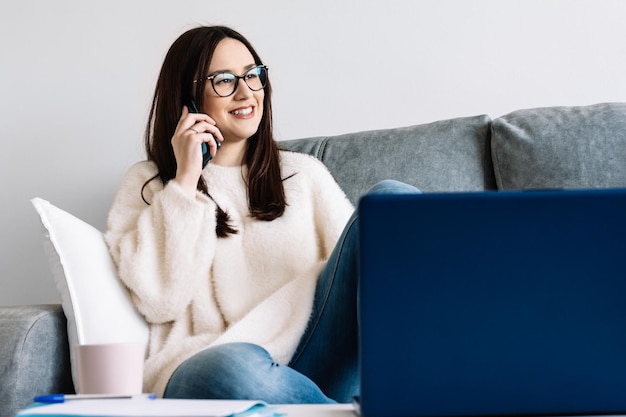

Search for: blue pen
xmin=34 ymin=393 xmax=157 ymax=403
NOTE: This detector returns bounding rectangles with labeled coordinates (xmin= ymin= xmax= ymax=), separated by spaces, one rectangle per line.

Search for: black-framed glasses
xmin=195 ymin=65 xmax=269 ymax=97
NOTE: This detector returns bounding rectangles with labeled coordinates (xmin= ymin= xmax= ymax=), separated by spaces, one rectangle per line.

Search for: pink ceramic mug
xmin=76 ymin=343 xmax=145 ymax=395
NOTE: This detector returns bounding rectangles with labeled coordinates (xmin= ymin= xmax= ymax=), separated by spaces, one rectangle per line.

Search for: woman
xmin=106 ymin=25 xmax=415 ymax=404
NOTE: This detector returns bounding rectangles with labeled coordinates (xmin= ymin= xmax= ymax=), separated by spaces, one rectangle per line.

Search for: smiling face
xmin=202 ymin=38 xmax=264 ymax=145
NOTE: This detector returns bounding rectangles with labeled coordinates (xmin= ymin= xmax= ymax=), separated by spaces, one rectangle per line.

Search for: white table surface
xmin=274 ymin=404 xmax=356 ymax=417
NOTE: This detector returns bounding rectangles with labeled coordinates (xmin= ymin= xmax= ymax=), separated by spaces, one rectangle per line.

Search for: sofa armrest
xmin=0 ymin=304 xmax=73 ymax=417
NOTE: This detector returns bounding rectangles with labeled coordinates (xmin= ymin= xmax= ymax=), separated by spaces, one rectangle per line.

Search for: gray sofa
xmin=2 ymin=102 xmax=625 ymax=417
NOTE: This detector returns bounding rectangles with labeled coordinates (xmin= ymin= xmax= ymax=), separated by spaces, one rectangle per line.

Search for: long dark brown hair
xmin=142 ymin=26 xmax=286 ymax=237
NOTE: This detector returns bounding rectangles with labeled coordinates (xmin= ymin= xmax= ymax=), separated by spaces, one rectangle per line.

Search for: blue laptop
xmin=357 ymin=188 xmax=626 ymax=417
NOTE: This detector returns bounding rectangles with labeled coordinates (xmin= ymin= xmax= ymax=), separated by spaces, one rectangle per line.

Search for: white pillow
xmin=31 ymin=198 xmax=149 ymax=391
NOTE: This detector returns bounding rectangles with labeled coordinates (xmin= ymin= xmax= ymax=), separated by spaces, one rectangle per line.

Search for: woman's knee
xmin=164 ymin=343 xmax=274 ymax=399
xmin=164 ymin=343 xmax=333 ymax=403
xmin=367 ymin=179 xmax=421 ymax=195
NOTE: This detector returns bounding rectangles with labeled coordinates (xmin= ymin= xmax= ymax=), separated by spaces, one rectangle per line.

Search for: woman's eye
xmin=215 ymin=74 xmax=234 ymax=85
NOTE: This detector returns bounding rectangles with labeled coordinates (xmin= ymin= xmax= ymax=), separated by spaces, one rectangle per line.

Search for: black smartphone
xmin=188 ymin=99 xmax=220 ymax=168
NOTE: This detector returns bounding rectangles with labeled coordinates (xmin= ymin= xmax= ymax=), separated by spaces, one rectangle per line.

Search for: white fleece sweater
xmin=104 ymin=151 xmax=354 ymax=397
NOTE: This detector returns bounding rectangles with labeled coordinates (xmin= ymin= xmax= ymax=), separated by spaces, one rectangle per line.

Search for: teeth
xmin=232 ymin=107 xmax=252 ymax=116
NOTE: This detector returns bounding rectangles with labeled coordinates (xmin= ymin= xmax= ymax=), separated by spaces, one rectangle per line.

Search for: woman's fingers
xmin=171 ymin=107 xmax=225 ymax=195
xmin=187 ymin=129 xmax=220 ymax=157
xmin=187 ymin=121 xmax=224 ymax=143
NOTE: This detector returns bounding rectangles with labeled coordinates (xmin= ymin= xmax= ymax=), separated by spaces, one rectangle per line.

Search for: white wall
xmin=1 ymin=0 xmax=625 ymax=305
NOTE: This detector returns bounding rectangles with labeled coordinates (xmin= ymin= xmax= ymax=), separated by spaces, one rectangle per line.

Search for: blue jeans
xmin=164 ymin=180 xmax=420 ymax=403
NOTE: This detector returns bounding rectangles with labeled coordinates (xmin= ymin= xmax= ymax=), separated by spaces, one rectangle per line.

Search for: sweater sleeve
xmin=301 ymin=155 xmax=355 ymax=259
xmin=104 ymin=162 xmax=218 ymax=324
xmin=314 ymin=163 xmax=354 ymax=260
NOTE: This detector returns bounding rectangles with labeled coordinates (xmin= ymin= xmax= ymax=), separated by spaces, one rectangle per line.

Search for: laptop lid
xmin=358 ymin=189 xmax=626 ymax=417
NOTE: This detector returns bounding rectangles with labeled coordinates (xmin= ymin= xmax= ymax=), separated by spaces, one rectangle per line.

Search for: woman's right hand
xmin=171 ymin=106 xmax=224 ymax=196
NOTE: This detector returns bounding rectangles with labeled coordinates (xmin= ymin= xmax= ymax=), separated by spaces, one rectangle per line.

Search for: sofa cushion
xmin=31 ymin=198 xmax=149 ymax=392
xmin=491 ymin=102 xmax=626 ymax=190
xmin=0 ymin=305 xmax=74 ymax=417
xmin=280 ymin=115 xmax=495 ymax=204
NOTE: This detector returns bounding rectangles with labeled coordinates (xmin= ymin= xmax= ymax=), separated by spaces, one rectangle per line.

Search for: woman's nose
xmin=233 ymin=78 xmax=252 ymax=98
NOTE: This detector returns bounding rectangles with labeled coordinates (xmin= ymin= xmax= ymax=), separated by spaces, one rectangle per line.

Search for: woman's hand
xmin=171 ymin=106 xmax=224 ymax=196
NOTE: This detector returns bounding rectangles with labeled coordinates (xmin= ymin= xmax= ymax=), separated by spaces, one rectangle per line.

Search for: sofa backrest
xmin=491 ymin=102 xmax=626 ymax=190
xmin=280 ymin=114 xmax=495 ymax=205
xmin=281 ymin=103 xmax=626 ymax=204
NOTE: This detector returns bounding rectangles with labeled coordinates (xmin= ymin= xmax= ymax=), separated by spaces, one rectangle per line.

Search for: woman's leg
xmin=164 ymin=343 xmax=335 ymax=403
xmin=290 ymin=180 xmax=420 ymax=403
xmin=164 ymin=181 xmax=420 ymax=404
